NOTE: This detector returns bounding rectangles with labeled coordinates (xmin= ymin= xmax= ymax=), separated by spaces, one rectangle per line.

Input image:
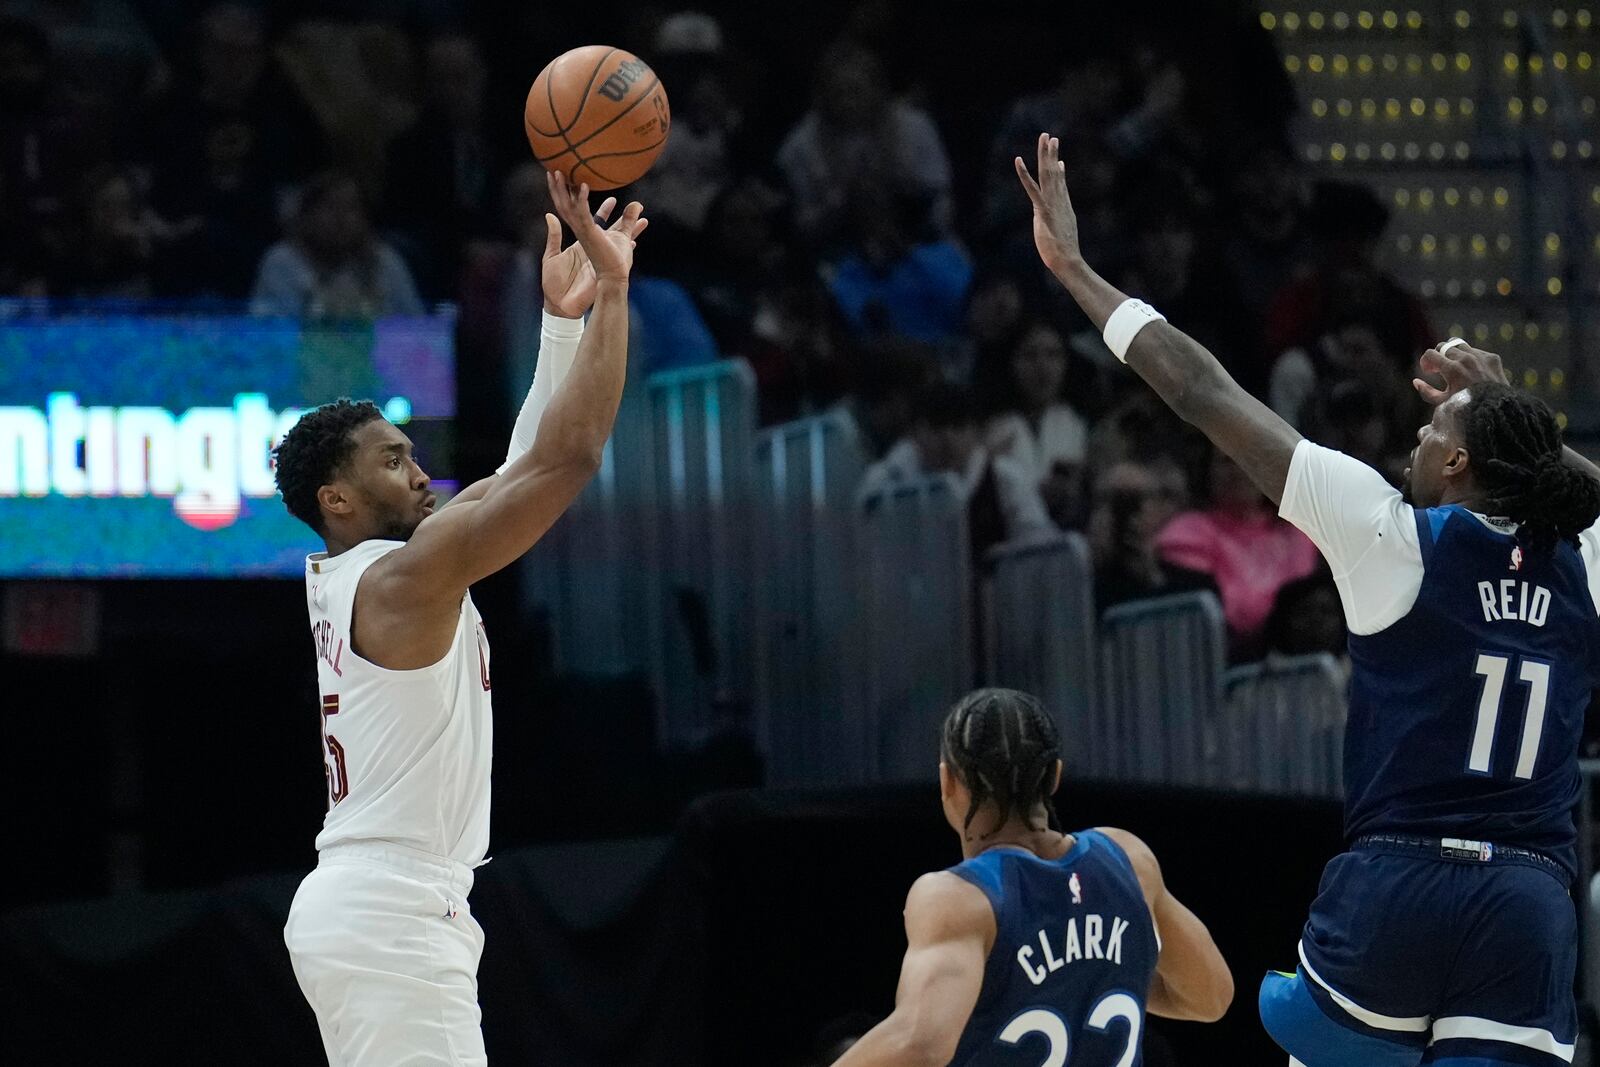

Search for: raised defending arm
xmin=1016 ymin=133 xmax=1302 ymax=504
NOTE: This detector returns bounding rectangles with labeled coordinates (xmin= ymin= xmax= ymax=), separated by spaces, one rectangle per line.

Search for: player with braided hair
xmin=1019 ymin=131 xmax=1600 ymax=1067
xmin=832 ymin=688 xmax=1232 ymax=1066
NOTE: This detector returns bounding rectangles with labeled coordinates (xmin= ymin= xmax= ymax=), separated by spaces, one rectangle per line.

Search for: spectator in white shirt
xmin=984 ymin=318 xmax=1090 ymax=530
xmin=775 ymin=39 xmax=953 ymax=252
xmin=251 ymin=171 xmax=423 ymax=319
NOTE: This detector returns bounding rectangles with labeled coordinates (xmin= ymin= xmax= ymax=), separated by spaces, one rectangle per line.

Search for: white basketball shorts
xmin=284 ymin=841 xmax=486 ymax=1066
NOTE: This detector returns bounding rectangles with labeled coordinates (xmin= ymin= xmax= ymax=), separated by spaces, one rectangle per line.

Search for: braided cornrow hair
xmin=939 ymin=688 xmax=1062 ymax=838
xmin=1461 ymin=382 xmax=1600 ymax=553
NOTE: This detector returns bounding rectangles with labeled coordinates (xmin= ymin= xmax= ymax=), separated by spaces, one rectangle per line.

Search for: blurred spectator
xmin=858 ymin=382 xmax=1051 ymax=555
xmin=1089 ymin=459 xmax=1216 ymax=613
xmin=1262 ymin=567 xmax=1348 ymax=662
xmin=47 ymin=164 xmax=192 ymax=299
xmin=833 ymin=337 xmax=936 ymax=459
xmin=823 ymin=181 xmax=971 ymax=343
xmin=631 ymin=12 xmax=746 ymax=257
xmin=250 ymin=171 xmax=423 ymax=318
xmin=743 ymin=264 xmax=853 ymax=426
xmin=275 ymin=19 xmax=416 ymax=199
xmin=775 ymin=39 xmax=953 ymax=252
xmin=383 ymin=29 xmax=502 ymax=300
xmin=1154 ymin=450 xmax=1322 ymax=659
xmin=1291 ymin=323 xmax=1418 ymax=484
xmin=1086 ymin=387 xmax=1206 ymax=487
xmin=983 ymin=52 xmax=1186 ymax=256
xmin=1221 ymin=143 xmax=1311 ymax=313
xmin=0 ymin=15 xmax=64 ymax=294
xmin=684 ymin=180 xmax=788 ymax=356
xmin=146 ymin=3 xmax=309 ymax=299
xmin=1115 ymin=189 xmax=1261 ymax=395
xmin=6 ymin=0 xmax=165 ymax=139
xmin=950 ymin=269 xmax=1025 ymax=385
xmin=983 ymin=319 xmax=1091 ymax=532
xmin=1265 ymin=180 xmax=1433 ymax=404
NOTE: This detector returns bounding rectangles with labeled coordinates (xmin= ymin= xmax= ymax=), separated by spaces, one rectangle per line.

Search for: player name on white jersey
xmin=1477 ymin=579 xmax=1551 ymax=627
xmin=1017 ymin=913 xmax=1134 ymax=985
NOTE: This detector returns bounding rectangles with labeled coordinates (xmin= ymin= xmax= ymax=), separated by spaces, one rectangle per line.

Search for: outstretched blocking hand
xmin=541 ymin=169 xmax=648 ymax=316
xmin=1413 ymin=341 xmax=1510 ymax=406
xmin=1014 ymin=132 xmax=1082 ymax=279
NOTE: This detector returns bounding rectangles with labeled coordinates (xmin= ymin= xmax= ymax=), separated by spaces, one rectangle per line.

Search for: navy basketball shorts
xmin=1259 ymin=838 xmax=1577 ymax=1067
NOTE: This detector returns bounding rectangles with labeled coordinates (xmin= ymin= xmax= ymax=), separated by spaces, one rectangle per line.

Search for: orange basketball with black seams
xmin=524 ymin=45 xmax=671 ymax=191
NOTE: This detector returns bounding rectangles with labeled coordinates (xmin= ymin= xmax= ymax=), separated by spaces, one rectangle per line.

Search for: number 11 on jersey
xmin=1470 ymin=653 xmax=1550 ymax=779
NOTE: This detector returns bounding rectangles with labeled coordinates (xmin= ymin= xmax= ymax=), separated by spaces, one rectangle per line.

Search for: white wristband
xmin=1103 ymin=298 xmax=1166 ymax=363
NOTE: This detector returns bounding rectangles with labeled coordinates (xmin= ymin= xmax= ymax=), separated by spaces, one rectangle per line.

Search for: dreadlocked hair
xmin=939 ymin=688 xmax=1062 ymax=838
xmin=1461 ymin=382 xmax=1600 ymax=553
xmin=271 ymin=398 xmax=383 ymax=534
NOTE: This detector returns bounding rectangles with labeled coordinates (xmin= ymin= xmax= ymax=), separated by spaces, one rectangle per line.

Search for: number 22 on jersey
xmin=997 ymin=992 xmax=1141 ymax=1067
xmin=321 ymin=693 xmax=348 ymax=806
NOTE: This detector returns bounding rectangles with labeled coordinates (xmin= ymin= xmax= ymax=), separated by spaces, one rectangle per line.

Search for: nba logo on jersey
xmin=1069 ymin=872 xmax=1083 ymax=905
xmin=1510 ymin=546 xmax=1523 ymax=571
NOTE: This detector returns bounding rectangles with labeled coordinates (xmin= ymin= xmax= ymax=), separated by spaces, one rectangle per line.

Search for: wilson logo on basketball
xmin=598 ymin=59 xmax=650 ymax=102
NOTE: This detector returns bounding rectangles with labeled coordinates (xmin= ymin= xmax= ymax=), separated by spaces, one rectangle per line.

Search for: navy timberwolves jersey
xmin=1345 ymin=505 xmax=1600 ymax=879
xmin=945 ymin=830 xmax=1160 ymax=1067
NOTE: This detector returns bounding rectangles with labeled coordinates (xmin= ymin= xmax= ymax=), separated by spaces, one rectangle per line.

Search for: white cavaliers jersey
xmin=304 ymin=539 xmax=493 ymax=865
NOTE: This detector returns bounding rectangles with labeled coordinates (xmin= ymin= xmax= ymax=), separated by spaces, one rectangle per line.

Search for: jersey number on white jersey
xmin=321 ymin=692 xmax=349 ymax=807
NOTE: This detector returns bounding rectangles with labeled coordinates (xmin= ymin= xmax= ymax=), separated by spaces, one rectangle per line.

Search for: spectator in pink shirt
xmin=1155 ymin=448 xmax=1321 ymax=659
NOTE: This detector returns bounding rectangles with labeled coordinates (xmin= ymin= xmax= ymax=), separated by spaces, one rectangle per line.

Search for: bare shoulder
xmin=904 ymin=871 xmax=995 ymax=940
xmin=349 ymin=541 xmax=463 ymax=668
xmin=1094 ymin=826 xmax=1164 ymax=900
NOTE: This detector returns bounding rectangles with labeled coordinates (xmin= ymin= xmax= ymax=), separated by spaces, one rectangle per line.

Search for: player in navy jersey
xmin=832 ymin=689 xmax=1232 ymax=1066
xmin=1017 ymin=132 xmax=1600 ymax=1067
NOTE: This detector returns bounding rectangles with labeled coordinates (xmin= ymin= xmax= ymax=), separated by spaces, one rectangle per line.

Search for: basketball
xmin=524 ymin=45 xmax=671 ymax=191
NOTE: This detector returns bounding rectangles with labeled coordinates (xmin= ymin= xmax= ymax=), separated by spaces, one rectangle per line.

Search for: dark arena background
xmin=2 ymin=0 xmax=1600 ymax=1063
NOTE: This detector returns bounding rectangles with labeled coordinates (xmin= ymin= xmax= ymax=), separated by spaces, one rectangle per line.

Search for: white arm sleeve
xmin=498 ymin=311 xmax=585 ymax=475
xmin=1278 ymin=440 xmax=1426 ymax=635
xmin=1575 ymin=526 xmax=1600 ymax=615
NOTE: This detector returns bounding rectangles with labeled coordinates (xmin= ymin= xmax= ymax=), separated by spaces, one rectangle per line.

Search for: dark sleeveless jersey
xmin=945 ymin=830 xmax=1160 ymax=1066
xmin=1344 ymin=505 xmax=1600 ymax=879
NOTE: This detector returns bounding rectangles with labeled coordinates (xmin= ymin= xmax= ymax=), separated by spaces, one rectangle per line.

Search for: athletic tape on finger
xmin=1436 ymin=337 xmax=1468 ymax=354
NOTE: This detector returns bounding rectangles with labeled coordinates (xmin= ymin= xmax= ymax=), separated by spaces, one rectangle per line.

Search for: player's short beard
xmin=374 ymin=501 xmax=421 ymax=542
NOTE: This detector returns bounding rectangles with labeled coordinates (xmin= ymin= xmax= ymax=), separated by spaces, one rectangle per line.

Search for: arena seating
xmin=857 ymin=475 xmax=975 ymax=782
xmin=982 ymin=533 xmax=1100 ymax=775
xmin=752 ymin=411 xmax=870 ymax=786
xmin=1099 ymin=592 xmax=1229 ymax=788
xmin=1221 ymin=653 xmax=1348 ymax=798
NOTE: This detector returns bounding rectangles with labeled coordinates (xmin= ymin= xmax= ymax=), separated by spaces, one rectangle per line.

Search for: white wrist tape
xmin=1103 ymin=298 xmax=1166 ymax=363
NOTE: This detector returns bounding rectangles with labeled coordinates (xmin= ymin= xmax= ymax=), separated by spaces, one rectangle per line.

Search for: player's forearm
xmin=1146 ymin=897 xmax=1234 ymax=1022
xmin=1051 ymin=256 xmax=1234 ymax=427
xmin=1051 ymin=256 xmax=1297 ymax=502
xmin=517 ymin=278 xmax=628 ymax=477
xmin=830 ymin=1015 xmax=951 ymax=1067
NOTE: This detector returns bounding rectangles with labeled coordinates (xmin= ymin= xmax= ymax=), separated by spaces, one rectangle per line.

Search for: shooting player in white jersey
xmin=272 ymin=172 xmax=647 ymax=1066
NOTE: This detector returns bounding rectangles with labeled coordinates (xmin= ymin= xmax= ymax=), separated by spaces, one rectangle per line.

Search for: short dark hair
xmin=940 ymin=688 xmax=1062 ymax=836
xmin=272 ymin=399 xmax=383 ymax=534
xmin=1461 ymin=382 xmax=1600 ymax=552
